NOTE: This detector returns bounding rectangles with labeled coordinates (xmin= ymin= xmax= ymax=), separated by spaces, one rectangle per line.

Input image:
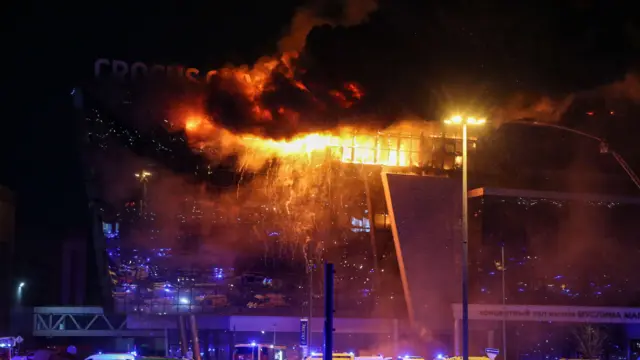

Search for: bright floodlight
xmin=134 ymin=170 xmax=152 ymax=180
xmin=18 ymin=282 xmax=25 ymax=288
xmin=444 ymin=116 xmax=486 ymax=125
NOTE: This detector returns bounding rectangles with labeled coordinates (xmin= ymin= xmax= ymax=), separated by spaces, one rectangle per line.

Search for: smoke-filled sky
xmin=2 ymin=0 xmax=640 ymax=302
xmin=4 ymin=0 xmax=640 ymax=133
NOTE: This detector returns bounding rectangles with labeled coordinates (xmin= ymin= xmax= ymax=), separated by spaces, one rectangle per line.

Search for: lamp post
xmin=444 ymin=115 xmax=486 ymax=360
xmin=496 ymin=245 xmax=507 ymax=360
xmin=306 ymin=237 xmax=314 ymax=355
xmin=17 ymin=282 xmax=25 ymax=307
xmin=509 ymin=121 xmax=640 ymax=191
xmin=134 ymin=170 xmax=152 ymax=213
xmin=273 ymin=323 xmax=277 ymax=345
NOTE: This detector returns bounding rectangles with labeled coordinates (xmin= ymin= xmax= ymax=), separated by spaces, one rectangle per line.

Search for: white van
xmin=85 ymin=353 xmax=136 ymax=360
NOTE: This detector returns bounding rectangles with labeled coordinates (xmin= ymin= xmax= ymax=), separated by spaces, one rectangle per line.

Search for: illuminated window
xmin=445 ymin=143 xmax=455 ymax=154
xmin=374 ymin=213 xmax=391 ymax=229
xmin=350 ymin=216 xmax=371 ymax=232
xmin=331 ymin=132 xmax=421 ymax=166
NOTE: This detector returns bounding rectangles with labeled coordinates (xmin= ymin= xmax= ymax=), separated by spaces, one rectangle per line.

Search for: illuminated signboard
xmin=300 ymin=318 xmax=309 ymax=346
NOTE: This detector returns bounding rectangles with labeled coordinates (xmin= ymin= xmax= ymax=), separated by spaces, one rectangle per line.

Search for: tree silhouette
xmin=573 ymin=324 xmax=608 ymax=359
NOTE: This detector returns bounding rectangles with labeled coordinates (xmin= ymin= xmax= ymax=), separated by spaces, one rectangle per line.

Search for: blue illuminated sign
xmin=300 ymin=318 xmax=309 ymax=346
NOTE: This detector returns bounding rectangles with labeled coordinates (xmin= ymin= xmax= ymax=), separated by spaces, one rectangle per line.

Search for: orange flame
xmin=345 ymin=82 xmax=363 ymax=99
xmin=181 ymin=116 xmax=425 ymax=169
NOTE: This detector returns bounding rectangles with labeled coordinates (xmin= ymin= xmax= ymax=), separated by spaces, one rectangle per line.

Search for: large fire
xmin=176 ymin=47 xmax=424 ymax=168
xmin=139 ymin=0 xmax=469 ymax=250
xmin=183 ymin=116 xmax=427 ymax=168
xmin=175 ymin=48 xmax=407 ymax=168
xmin=242 ymin=130 xmax=422 ymax=167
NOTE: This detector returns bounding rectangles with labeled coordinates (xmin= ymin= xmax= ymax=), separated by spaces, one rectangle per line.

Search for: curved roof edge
xmin=468 ymin=186 xmax=640 ymax=204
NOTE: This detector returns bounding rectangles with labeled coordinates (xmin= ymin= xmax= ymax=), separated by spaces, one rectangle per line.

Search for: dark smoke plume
xmin=278 ymin=0 xmax=379 ymax=53
xmin=495 ymin=72 xmax=640 ymax=125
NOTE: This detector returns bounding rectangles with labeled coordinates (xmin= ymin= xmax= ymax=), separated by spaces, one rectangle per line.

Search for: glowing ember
xmin=345 ymin=82 xmax=364 ymax=99
xmin=185 ymin=118 xmax=203 ymax=132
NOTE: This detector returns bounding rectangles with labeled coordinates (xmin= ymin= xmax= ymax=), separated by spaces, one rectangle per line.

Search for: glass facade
xmin=331 ymin=132 xmax=422 ymax=167
xmin=467 ymin=191 xmax=640 ymax=360
xmin=469 ymin=192 xmax=640 ymax=307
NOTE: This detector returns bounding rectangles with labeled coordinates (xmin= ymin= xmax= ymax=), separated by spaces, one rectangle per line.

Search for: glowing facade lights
xmin=444 ymin=116 xmax=486 ymax=125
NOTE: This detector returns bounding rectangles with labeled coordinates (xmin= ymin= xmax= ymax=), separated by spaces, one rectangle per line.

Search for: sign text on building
xmin=452 ymin=304 xmax=640 ymax=324
xmin=94 ymin=59 xmax=218 ymax=84
xmin=300 ymin=318 xmax=309 ymax=346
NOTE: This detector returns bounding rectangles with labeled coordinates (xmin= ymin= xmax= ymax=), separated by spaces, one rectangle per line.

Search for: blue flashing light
xmin=251 ymin=342 xmax=257 ymax=347
xmin=436 ymin=354 xmax=444 ymax=359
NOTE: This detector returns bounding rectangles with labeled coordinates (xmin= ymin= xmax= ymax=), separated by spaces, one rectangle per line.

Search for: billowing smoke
xmin=95 ymin=149 xmax=250 ymax=265
xmin=598 ymin=72 xmax=640 ymax=101
xmin=493 ymin=93 xmax=575 ymax=124
xmin=163 ymin=0 xmax=382 ymax=140
xmin=278 ymin=0 xmax=379 ymax=52
xmin=495 ymin=72 xmax=640 ymax=125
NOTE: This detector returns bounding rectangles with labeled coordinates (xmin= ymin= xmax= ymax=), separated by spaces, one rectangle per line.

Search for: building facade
xmin=382 ymin=175 xmax=640 ymax=360
xmin=59 ymin=82 xmax=640 ymax=360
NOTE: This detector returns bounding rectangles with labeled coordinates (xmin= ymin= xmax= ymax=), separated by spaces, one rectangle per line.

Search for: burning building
xmin=75 ymin=79 xmax=480 ymax=316
xmin=68 ymin=76 xmax=482 ymax=355
xmin=69 ymin=48 xmax=639 ymax=358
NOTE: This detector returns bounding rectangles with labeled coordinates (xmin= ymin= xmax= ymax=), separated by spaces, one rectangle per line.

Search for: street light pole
xmin=323 ymin=263 xmax=335 ymax=360
xmin=308 ymin=258 xmax=313 ymax=353
xmin=16 ymin=282 xmax=25 ymax=307
xmin=501 ymin=245 xmax=507 ymax=360
xmin=134 ymin=170 xmax=152 ymax=214
xmin=444 ymin=115 xmax=486 ymax=360
xmin=461 ymin=123 xmax=470 ymax=360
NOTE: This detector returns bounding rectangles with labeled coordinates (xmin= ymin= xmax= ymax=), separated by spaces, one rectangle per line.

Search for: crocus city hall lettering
xmin=452 ymin=304 xmax=640 ymax=324
xmin=94 ymin=59 xmax=217 ymax=84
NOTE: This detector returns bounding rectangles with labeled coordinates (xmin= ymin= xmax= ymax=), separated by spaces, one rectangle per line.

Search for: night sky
xmin=2 ymin=0 xmax=640 ymax=303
